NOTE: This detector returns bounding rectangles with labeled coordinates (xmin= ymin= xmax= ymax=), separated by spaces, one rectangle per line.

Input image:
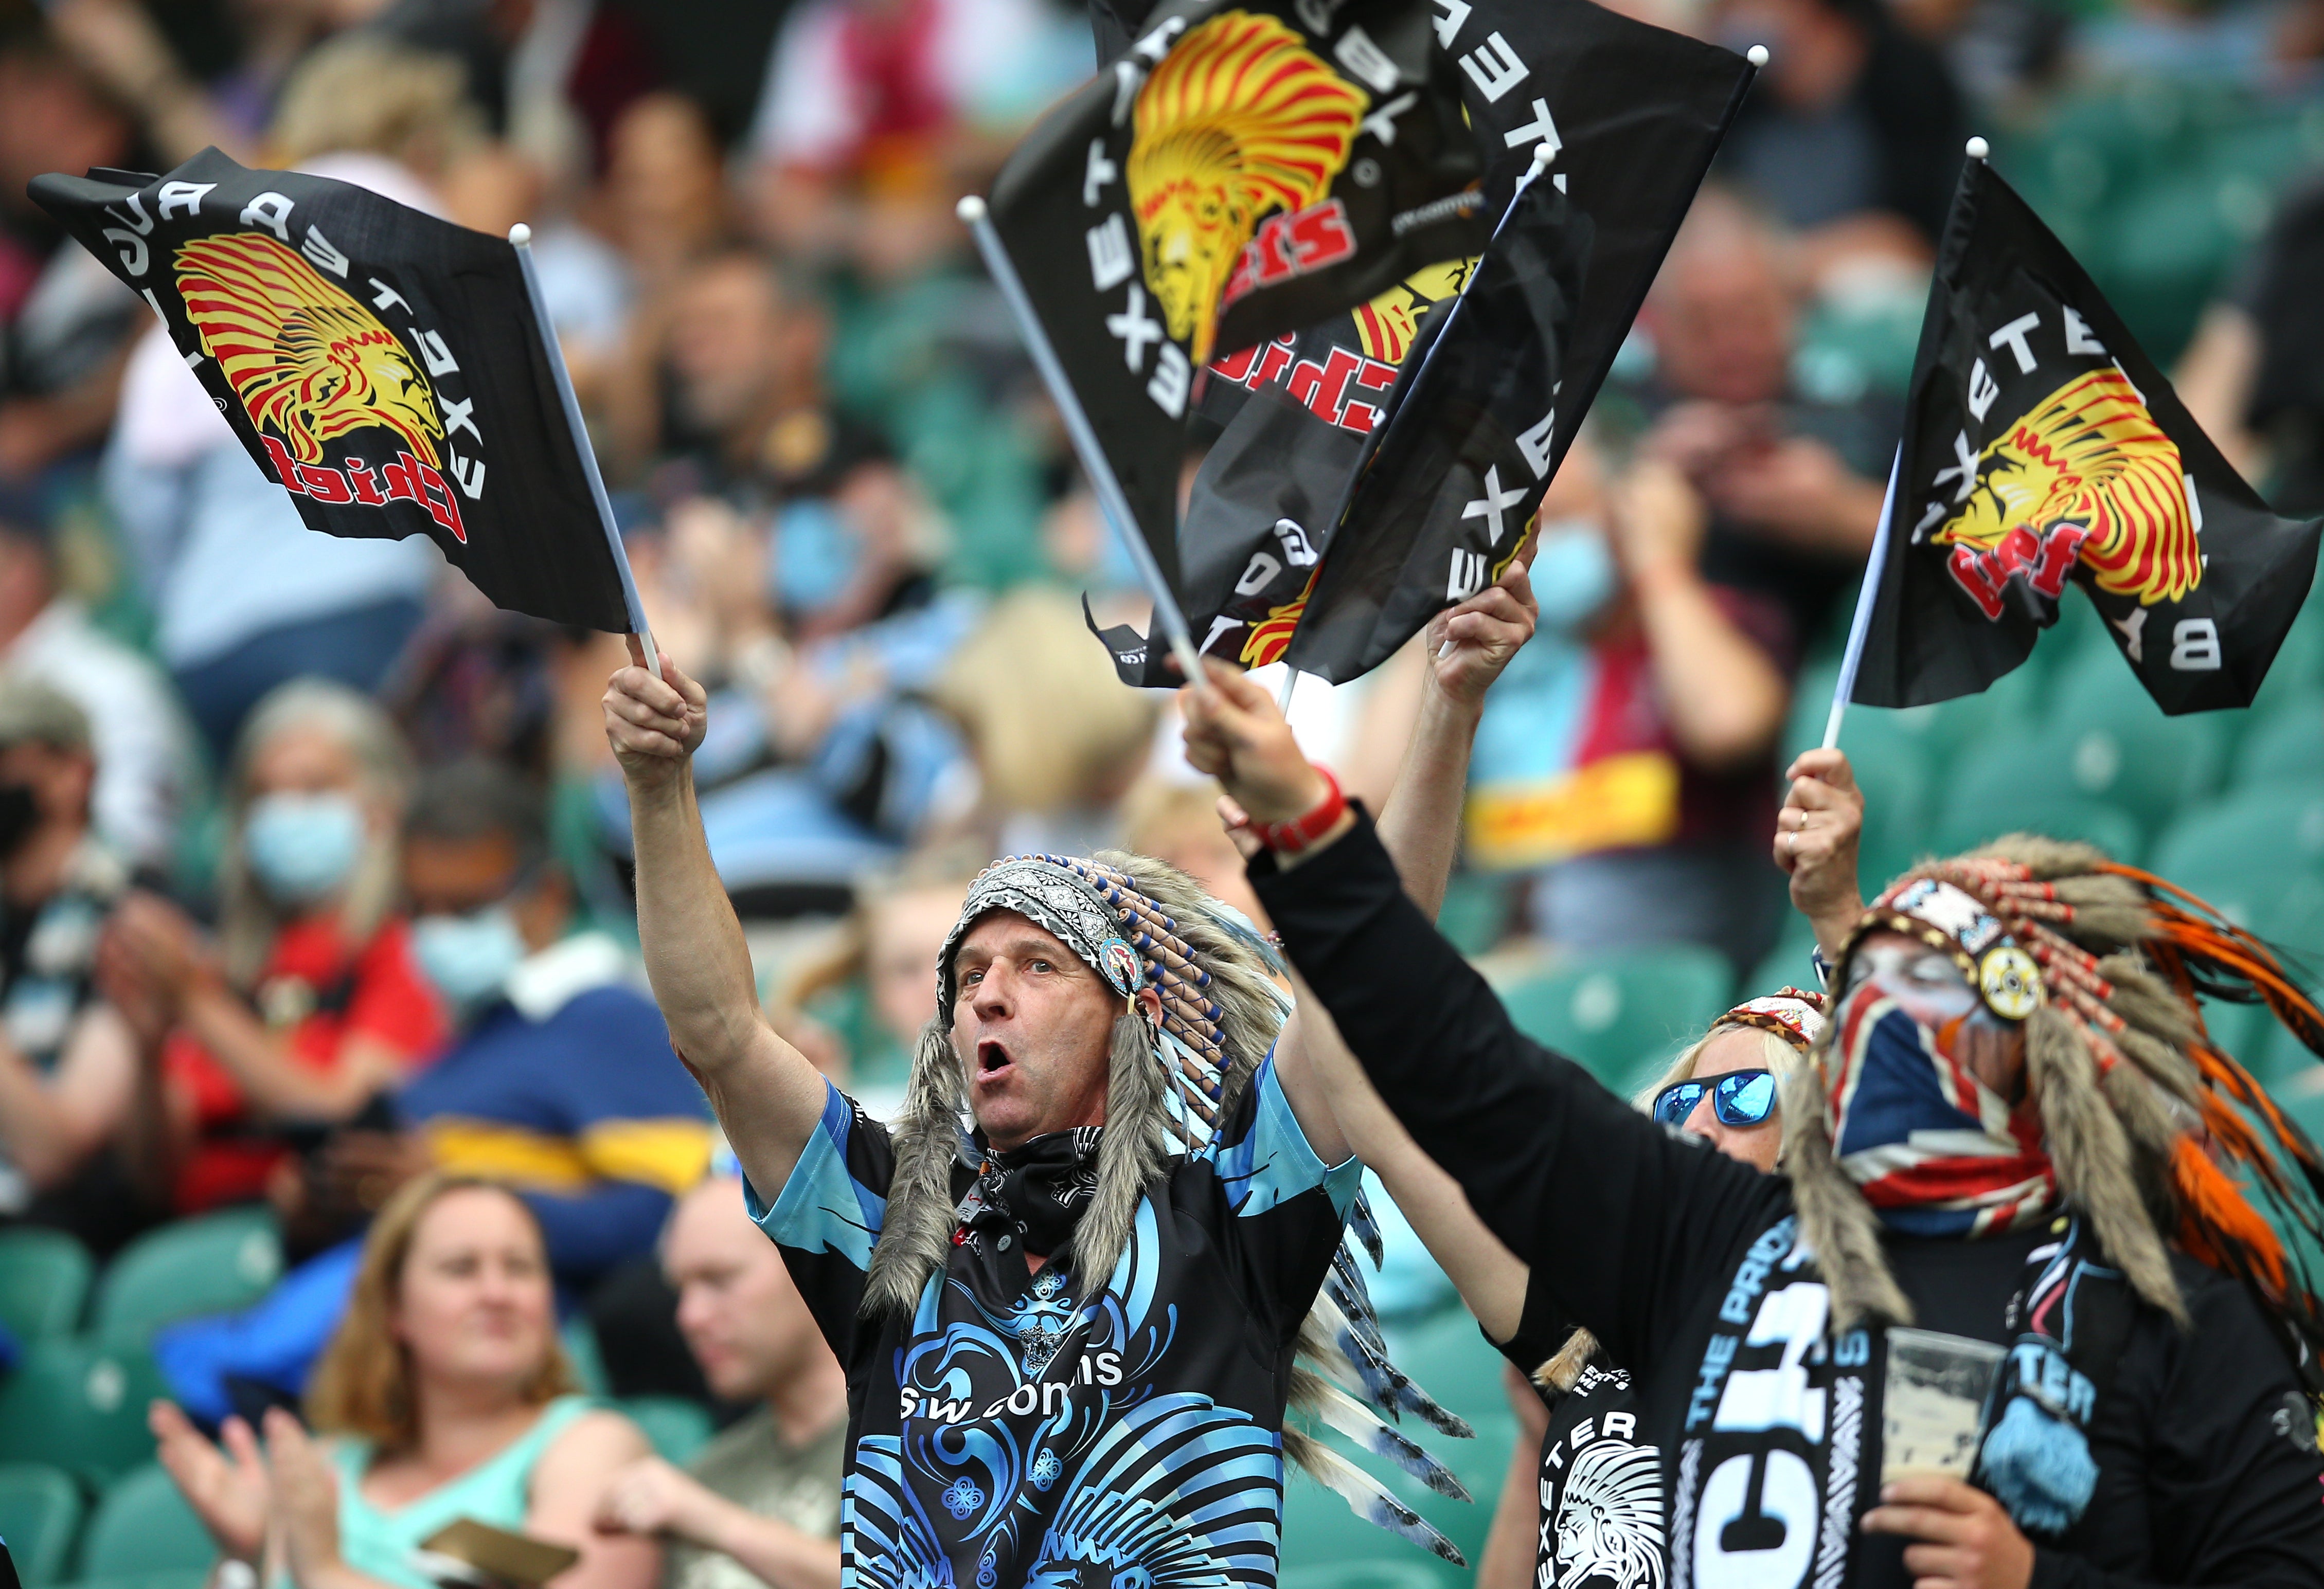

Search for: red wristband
xmin=1255 ymin=767 xmax=1347 ymax=855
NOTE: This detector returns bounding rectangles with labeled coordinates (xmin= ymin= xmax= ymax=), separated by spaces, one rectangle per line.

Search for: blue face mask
xmin=1528 ymin=518 xmax=1618 ymax=634
xmin=243 ymin=792 xmax=365 ymax=906
xmin=769 ymin=498 xmax=861 ymax=617
xmin=411 ymin=905 xmax=527 ymax=1016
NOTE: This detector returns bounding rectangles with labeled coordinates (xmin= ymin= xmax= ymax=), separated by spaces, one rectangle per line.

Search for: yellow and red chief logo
xmin=1126 ymin=10 xmax=1366 ymax=368
xmin=1208 ymin=258 xmax=1472 ymax=436
xmin=174 ymin=232 xmax=467 ymax=541
xmin=1351 ymin=257 xmax=1471 ymax=366
xmin=1937 ymin=368 xmax=2200 ymax=619
xmin=1239 ymin=567 xmax=1318 ymax=667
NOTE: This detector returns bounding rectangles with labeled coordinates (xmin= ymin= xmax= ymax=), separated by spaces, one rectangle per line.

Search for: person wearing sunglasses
xmin=1467 ymin=987 xmax=1827 ymax=1589
xmin=1642 ymin=988 xmax=1819 ymax=1168
xmin=1186 ymin=661 xmax=2324 ymax=1589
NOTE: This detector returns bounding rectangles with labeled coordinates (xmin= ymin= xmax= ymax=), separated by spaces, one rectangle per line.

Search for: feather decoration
xmin=1296 ymin=1311 xmax=1366 ymax=1400
xmin=1311 ymin=1290 xmax=1476 ymax=1438
xmin=1203 ymin=900 xmax=1290 ymax=979
xmin=1293 ymin=1368 xmax=1474 ymax=1501
xmin=1308 ymin=1288 xmax=1400 ymax=1411
xmin=1281 ymin=1430 xmax=1468 ymax=1566
xmin=1349 ymin=1190 xmax=1386 ymax=1270
xmin=1326 ymin=1264 xmax=1388 ymax=1361
xmin=1332 ymin=1241 xmax=1380 ymax=1320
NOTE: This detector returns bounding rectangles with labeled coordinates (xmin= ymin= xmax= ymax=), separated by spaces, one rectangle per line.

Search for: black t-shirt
xmin=750 ymin=1071 xmax=1357 ymax=1588
xmin=1254 ymin=818 xmax=2324 ymax=1589
xmin=1495 ymin=1297 xmax=1657 ymax=1589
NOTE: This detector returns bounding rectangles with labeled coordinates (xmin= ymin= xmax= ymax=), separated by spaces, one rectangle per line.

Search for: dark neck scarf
xmin=961 ymin=1127 xmax=1104 ymax=1260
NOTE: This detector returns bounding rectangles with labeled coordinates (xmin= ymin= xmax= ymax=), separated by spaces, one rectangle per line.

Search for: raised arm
xmin=1256 ymin=566 xmax=1538 ymax=1340
xmin=1184 ymin=675 xmax=1780 ymax=1369
xmin=603 ymin=644 xmax=831 ymax=1196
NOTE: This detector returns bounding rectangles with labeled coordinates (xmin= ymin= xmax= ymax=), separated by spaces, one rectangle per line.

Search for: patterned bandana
xmin=955 ymin=1125 xmax=1105 ymax=1266
xmin=1827 ymin=987 xmax=2058 ymax=1238
xmin=1718 ymin=986 xmax=1828 ymax=1051
xmin=937 ymin=856 xmax=1145 ymax=1014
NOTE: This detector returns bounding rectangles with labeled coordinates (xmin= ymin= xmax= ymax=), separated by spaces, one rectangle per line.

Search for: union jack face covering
xmin=1826 ymin=986 xmax=2059 ymax=1238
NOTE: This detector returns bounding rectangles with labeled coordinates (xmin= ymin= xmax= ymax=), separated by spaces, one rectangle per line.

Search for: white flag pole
xmin=1822 ymin=446 xmax=1901 ymax=751
xmin=508 ymin=223 xmax=657 ymax=674
xmin=1823 ymin=137 xmax=1985 ymax=751
xmin=956 ymin=196 xmax=1208 ymax=689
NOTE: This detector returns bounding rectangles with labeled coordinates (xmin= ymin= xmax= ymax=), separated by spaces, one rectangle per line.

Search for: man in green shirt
xmin=596 ymin=1175 xmax=847 ymax=1589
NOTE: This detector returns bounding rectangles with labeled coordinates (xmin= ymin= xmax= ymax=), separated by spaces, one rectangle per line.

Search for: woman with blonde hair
xmin=103 ymin=679 xmax=446 ymax=1216
xmin=151 ymin=1173 xmax=659 ymax=1589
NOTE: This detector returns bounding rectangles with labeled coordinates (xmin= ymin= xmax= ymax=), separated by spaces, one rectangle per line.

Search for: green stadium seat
xmin=2043 ymin=648 xmax=2231 ymax=836
xmin=91 ymin=1209 xmax=281 ymax=1340
xmin=1933 ymin=731 xmax=2129 ymax=855
xmin=1495 ymin=945 xmax=1735 ymax=1094
xmin=1436 ymin=873 xmax=1513 ymax=958
xmin=619 ymin=1397 xmax=712 ymax=1466
xmin=2148 ymin=787 xmax=2324 ymax=928
xmin=0 ymin=1462 xmax=85 ymax=1584
xmin=0 ymin=1334 xmax=170 ymax=1485
xmin=0 ymin=1231 xmax=93 ymax=1342
xmin=58 ymin=1570 xmax=206 ymax=1589
xmin=2230 ymin=691 xmax=2324 ymax=792
xmin=560 ymin=1317 xmax=610 ymax=1397
xmin=1914 ymin=667 xmax=2049 ymax=768
xmin=76 ymin=1465 xmax=212 ymax=1581
xmin=1746 ymin=922 xmax=1823 ymax=1013
xmin=1278 ymin=1562 xmax=1457 ymax=1589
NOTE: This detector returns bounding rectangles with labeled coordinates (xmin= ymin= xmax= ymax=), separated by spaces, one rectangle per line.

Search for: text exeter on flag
xmin=983 ymin=0 xmax=1490 ymax=601
xmin=32 ymin=149 xmax=633 ymax=633
xmin=1851 ymin=156 xmax=2321 ymax=714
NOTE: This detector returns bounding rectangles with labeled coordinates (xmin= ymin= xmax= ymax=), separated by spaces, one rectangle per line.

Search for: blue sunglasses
xmin=1651 ymin=1069 xmax=1778 ymax=1129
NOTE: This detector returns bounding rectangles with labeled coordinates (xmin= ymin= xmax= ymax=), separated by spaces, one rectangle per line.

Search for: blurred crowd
xmin=0 ymin=0 xmax=2322 ymax=1577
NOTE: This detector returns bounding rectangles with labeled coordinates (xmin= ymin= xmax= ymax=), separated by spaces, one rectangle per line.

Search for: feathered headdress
xmin=877 ymin=850 xmax=1477 ymax=1562
xmin=1786 ymin=835 xmax=2324 ymax=1389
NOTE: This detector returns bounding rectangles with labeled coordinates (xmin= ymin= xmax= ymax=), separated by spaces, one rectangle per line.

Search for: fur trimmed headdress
xmin=874 ymin=850 xmax=1478 ymax=1562
xmin=1785 ymin=836 xmax=2324 ymax=1384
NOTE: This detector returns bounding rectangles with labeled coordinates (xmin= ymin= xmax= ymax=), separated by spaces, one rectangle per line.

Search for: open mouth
xmin=975 ymin=1040 xmax=1014 ymax=1082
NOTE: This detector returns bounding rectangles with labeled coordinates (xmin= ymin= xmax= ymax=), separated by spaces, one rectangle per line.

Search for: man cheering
xmin=599 ymin=573 xmax=1533 ymax=1588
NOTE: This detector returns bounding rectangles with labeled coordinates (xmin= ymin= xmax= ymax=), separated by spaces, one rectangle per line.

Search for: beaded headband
xmin=1840 ymin=862 xmax=2117 ymax=1043
xmin=937 ymin=853 xmax=1235 ymax=1128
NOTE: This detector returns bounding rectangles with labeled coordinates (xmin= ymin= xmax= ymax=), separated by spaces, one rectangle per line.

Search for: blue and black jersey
xmin=752 ymin=1060 xmax=1356 ymax=1588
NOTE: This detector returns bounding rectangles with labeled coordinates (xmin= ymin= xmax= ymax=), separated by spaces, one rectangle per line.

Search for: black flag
xmin=1283 ymin=173 xmax=1588 ymax=678
xmin=1853 ymin=157 xmax=2321 ymax=712
xmin=31 ymin=150 xmax=631 ymax=631
xmin=1089 ymin=260 xmax=1469 ymax=681
xmin=1101 ymin=0 xmax=1747 ymax=683
xmin=986 ymin=0 xmax=1488 ymax=592
xmin=1111 ymin=0 xmax=1754 ymax=683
